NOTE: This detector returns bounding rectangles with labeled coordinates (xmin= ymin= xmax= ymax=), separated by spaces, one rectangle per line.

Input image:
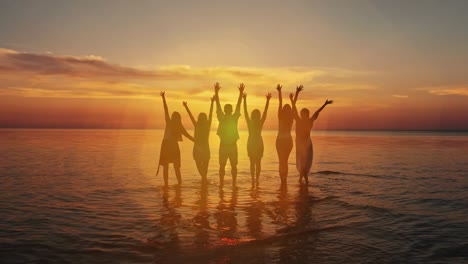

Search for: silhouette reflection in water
xmin=214 ymin=82 xmax=243 ymax=188
xmin=183 ymin=95 xmax=215 ymax=183
xmin=278 ymin=184 xmax=318 ymax=263
xmin=292 ymin=86 xmax=333 ymax=184
xmin=246 ymin=188 xmax=264 ymax=240
xmin=242 ymin=91 xmax=271 ymax=188
xmin=193 ymin=182 xmax=210 ymax=250
xmin=215 ymin=188 xmax=238 ymax=244
xmin=157 ymin=91 xmax=194 ymax=186
xmin=158 ymin=185 xmax=182 ymax=259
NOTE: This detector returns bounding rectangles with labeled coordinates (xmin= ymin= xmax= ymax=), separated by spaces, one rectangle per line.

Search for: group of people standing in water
xmin=157 ymin=82 xmax=333 ymax=188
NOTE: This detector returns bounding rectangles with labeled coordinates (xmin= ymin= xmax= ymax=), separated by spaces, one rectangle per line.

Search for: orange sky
xmin=0 ymin=47 xmax=468 ymax=130
xmin=1 ymin=1 xmax=468 ymax=130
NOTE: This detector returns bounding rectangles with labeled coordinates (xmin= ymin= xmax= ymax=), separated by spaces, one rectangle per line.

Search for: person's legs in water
xmin=201 ymin=160 xmax=209 ymax=183
xmin=195 ymin=159 xmax=204 ymax=178
xmin=163 ymin=165 xmax=169 ymax=186
xmin=231 ymin=164 xmax=237 ymax=187
xmin=195 ymin=159 xmax=208 ymax=182
xmin=219 ymin=144 xmax=228 ymax=188
xmin=174 ymin=164 xmax=182 ymax=185
xmin=276 ymin=137 xmax=284 ymax=185
xmin=249 ymin=157 xmax=255 ymax=187
xmin=255 ymin=159 xmax=261 ymax=186
xmin=229 ymin=144 xmax=238 ymax=187
xmin=277 ymin=137 xmax=292 ymax=187
xmin=219 ymin=165 xmax=225 ymax=187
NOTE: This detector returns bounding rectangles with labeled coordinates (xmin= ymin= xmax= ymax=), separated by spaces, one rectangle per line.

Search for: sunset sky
xmin=1 ymin=0 xmax=468 ymax=130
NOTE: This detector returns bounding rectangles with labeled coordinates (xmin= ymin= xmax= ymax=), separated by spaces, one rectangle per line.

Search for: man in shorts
xmin=214 ymin=82 xmax=243 ymax=187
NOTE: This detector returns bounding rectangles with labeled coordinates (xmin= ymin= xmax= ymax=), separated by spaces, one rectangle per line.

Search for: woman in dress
xmin=183 ymin=95 xmax=215 ymax=183
xmin=157 ymin=91 xmax=194 ymax=186
xmin=291 ymin=86 xmax=333 ymax=184
xmin=242 ymin=91 xmax=271 ymax=188
xmin=275 ymin=84 xmax=295 ymax=187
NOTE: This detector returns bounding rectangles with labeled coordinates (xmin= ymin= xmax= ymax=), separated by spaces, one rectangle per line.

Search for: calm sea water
xmin=1 ymin=129 xmax=468 ymax=263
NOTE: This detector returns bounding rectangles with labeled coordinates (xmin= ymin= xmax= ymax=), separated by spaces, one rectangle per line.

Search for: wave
xmin=314 ymin=170 xmax=400 ymax=179
xmin=153 ymin=224 xmax=348 ymax=262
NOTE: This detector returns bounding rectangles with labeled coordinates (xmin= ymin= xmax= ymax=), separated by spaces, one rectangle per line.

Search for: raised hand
xmin=276 ymin=84 xmax=282 ymax=91
xmin=296 ymin=85 xmax=304 ymax=93
xmin=242 ymin=92 xmax=247 ymax=100
xmin=266 ymin=92 xmax=272 ymax=100
xmin=238 ymin=83 xmax=245 ymax=93
xmin=214 ymin=82 xmax=221 ymax=93
xmin=289 ymin=93 xmax=294 ymax=101
xmin=325 ymin=99 xmax=334 ymax=105
xmin=160 ymin=91 xmax=165 ymax=97
xmin=211 ymin=95 xmax=216 ymax=103
xmin=182 ymin=101 xmax=188 ymax=107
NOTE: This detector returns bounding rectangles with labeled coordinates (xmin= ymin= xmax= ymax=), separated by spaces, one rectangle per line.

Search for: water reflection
xmin=295 ymin=184 xmax=311 ymax=227
xmin=215 ymin=188 xmax=238 ymax=244
xmin=154 ymin=181 xmax=325 ymax=263
xmin=273 ymin=186 xmax=290 ymax=227
xmin=278 ymin=184 xmax=318 ymax=263
xmin=193 ymin=182 xmax=210 ymax=250
xmin=246 ymin=188 xmax=263 ymax=239
xmin=159 ymin=186 xmax=182 ymax=254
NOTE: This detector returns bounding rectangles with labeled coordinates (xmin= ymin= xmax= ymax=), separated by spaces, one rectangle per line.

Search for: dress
xmin=276 ymin=115 xmax=294 ymax=161
xmin=158 ymin=121 xmax=183 ymax=167
xmin=295 ymin=118 xmax=314 ymax=175
xmin=193 ymin=121 xmax=210 ymax=161
xmin=247 ymin=121 xmax=264 ymax=160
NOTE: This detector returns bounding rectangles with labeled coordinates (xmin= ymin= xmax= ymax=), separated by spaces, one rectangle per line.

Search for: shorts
xmin=219 ymin=143 xmax=238 ymax=166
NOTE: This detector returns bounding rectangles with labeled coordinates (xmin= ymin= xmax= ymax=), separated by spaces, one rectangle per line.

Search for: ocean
xmin=1 ymin=129 xmax=467 ymax=263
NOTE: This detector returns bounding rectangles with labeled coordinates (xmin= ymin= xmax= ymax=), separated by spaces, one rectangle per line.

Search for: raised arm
xmin=214 ymin=82 xmax=223 ymax=120
xmin=276 ymin=84 xmax=282 ymax=118
xmin=293 ymin=85 xmax=302 ymax=105
xmin=180 ymin=125 xmax=194 ymax=142
xmin=235 ymin=83 xmax=245 ymax=115
xmin=311 ymin=99 xmax=333 ymax=122
xmin=291 ymin=85 xmax=303 ymax=120
xmin=261 ymin=93 xmax=272 ymax=124
xmin=160 ymin=91 xmax=170 ymax=122
xmin=208 ymin=95 xmax=215 ymax=127
xmin=242 ymin=92 xmax=250 ymax=125
xmin=291 ymin=93 xmax=299 ymax=120
xmin=182 ymin=101 xmax=196 ymax=126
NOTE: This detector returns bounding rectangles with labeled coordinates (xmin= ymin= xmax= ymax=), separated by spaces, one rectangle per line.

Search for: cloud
xmin=392 ymin=94 xmax=408 ymax=98
xmin=0 ymin=48 xmax=372 ymax=99
xmin=427 ymin=86 xmax=468 ymax=97
xmin=0 ymin=48 xmax=159 ymax=79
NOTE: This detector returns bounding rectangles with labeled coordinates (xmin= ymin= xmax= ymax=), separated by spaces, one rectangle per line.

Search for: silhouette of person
xmin=242 ymin=91 xmax=271 ymax=188
xmin=291 ymin=86 xmax=333 ymax=183
xmin=214 ymin=82 xmax=243 ymax=188
xmin=183 ymin=96 xmax=215 ymax=182
xmin=275 ymin=84 xmax=295 ymax=187
xmin=157 ymin=91 xmax=194 ymax=186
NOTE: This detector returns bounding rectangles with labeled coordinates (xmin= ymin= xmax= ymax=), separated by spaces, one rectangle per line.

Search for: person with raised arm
xmin=182 ymin=95 xmax=215 ymax=183
xmin=291 ymin=85 xmax=333 ymax=184
xmin=157 ymin=91 xmax=194 ymax=186
xmin=275 ymin=84 xmax=295 ymax=188
xmin=242 ymin=91 xmax=272 ymax=188
xmin=214 ymin=82 xmax=243 ymax=188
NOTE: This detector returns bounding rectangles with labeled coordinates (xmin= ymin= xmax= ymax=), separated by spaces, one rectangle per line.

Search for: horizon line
xmin=1 ymin=127 xmax=467 ymax=133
